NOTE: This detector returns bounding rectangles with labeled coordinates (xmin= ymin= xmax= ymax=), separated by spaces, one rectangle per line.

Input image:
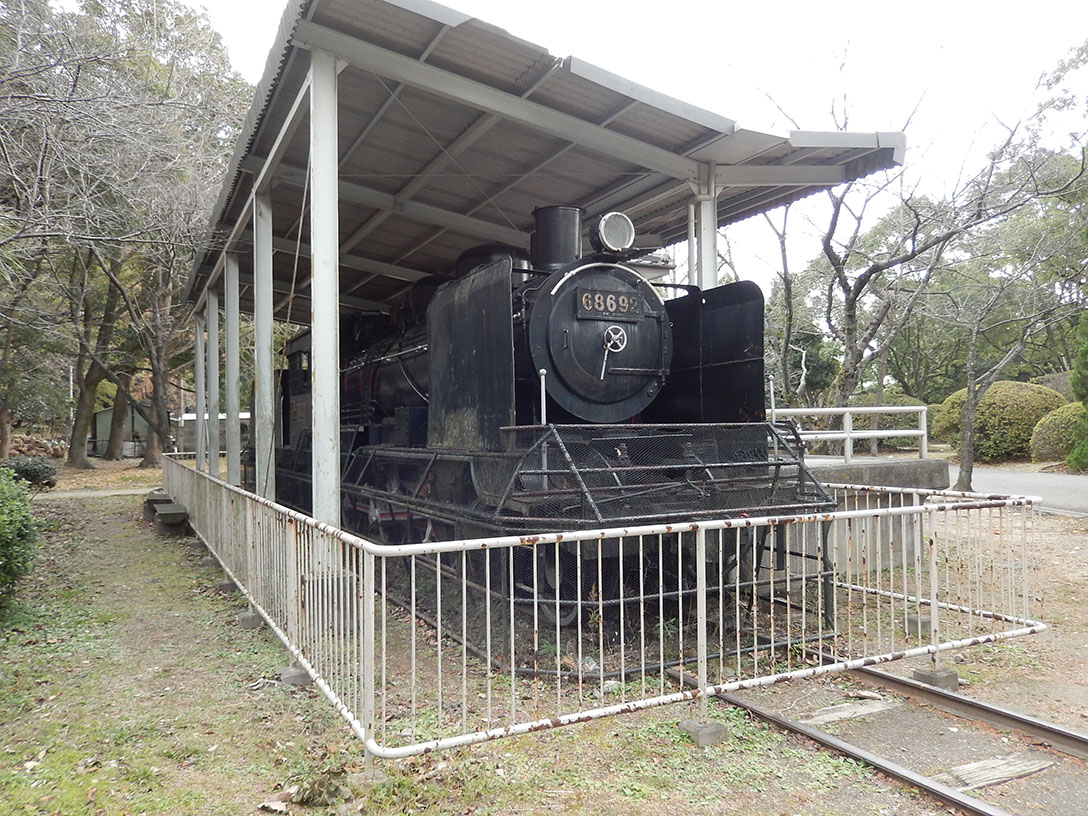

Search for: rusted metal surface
xmin=163 ymin=455 xmax=1045 ymax=760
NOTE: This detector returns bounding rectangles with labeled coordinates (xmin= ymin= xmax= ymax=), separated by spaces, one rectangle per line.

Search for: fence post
xmin=696 ymin=527 xmax=708 ymax=720
xmin=927 ymin=506 xmax=939 ymax=668
xmin=362 ymin=548 xmax=376 ymax=766
xmin=919 ymin=407 xmax=928 ymax=459
xmin=843 ymin=411 xmax=853 ymax=464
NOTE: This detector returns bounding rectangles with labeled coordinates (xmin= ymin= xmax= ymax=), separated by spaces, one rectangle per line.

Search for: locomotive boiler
xmin=274 ymin=206 xmax=831 ymax=624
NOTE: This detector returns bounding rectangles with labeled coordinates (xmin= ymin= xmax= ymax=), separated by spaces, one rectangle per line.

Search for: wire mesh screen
xmin=494 ymin=422 xmax=832 ymax=527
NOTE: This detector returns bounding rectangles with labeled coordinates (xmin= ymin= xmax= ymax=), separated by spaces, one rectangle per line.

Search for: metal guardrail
xmin=163 ymin=456 xmax=1043 ymax=759
xmin=769 ymin=405 xmax=928 ymax=463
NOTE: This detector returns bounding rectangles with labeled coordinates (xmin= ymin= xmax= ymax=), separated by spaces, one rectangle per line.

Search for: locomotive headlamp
xmin=592 ymin=211 xmax=636 ymax=253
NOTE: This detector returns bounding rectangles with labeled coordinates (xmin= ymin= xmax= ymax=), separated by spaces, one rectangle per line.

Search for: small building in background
xmin=175 ymin=411 xmax=251 ymax=454
xmin=87 ymin=403 xmax=152 ymax=458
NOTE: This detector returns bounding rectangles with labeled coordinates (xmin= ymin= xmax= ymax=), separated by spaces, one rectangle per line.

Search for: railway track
xmin=675 ymin=666 xmax=1088 ymax=816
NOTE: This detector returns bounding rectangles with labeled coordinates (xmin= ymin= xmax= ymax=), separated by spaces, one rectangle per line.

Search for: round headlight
xmin=593 ymin=212 xmax=636 ymax=253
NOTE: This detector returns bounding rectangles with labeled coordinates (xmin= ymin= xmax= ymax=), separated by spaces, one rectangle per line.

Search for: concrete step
xmin=155 ymin=502 xmax=189 ymax=526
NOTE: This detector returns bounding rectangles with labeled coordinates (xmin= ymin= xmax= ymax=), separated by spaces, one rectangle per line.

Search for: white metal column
xmin=696 ymin=162 xmax=718 ymax=291
xmin=224 ymin=254 xmax=242 ymax=485
xmin=194 ymin=313 xmax=207 ymax=472
xmin=254 ymin=191 xmax=276 ymax=499
xmin=309 ymin=49 xmax=341 ymax=529
xmin=207 ymin=290 xmax=220 ymax=477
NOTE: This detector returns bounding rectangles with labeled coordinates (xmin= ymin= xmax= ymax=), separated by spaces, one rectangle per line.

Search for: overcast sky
xmin=185 ymin=0 xmax=1088 ymax=282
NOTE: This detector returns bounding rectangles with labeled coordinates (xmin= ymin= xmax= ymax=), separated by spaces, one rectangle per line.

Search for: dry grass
xmin=51 ymin=458 xmax=164 ymax=492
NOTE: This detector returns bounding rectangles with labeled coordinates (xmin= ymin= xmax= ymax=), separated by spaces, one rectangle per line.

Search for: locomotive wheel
xmin=535 ymin=547 xmax=579 ymax=626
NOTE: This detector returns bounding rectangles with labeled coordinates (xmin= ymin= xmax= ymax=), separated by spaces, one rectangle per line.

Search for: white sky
xmin=186 ymin=0 xmax=1088 ymax=285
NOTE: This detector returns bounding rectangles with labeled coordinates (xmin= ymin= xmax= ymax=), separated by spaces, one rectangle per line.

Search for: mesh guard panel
xmin=493 ymin=422 xmax=833 ymax=530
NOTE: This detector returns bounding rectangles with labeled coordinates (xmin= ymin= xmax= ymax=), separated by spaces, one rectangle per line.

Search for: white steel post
xmin=254 ymin=191 xmax=276 ymax=499
xmin=843 ymin=411 xmax=854 ymax=464
xmin=207 ymin=290 xmax=220 ymax=479
xmin=194 ymin=313 xmax=207 ymax=473
xmin=919 ymin=407 xmax=929 ymax=460
xmin=309 ymin=49 xmax=341 ymax=531
xmin=225 ymin=254 xmax=242 ymax=485
xmin=686 ymin=202 xmax=697 ymax=286
xmin=696 ymin=163 xmax=717 ymax=291
xmin=696 ymin=527 xmax=708 ymax=721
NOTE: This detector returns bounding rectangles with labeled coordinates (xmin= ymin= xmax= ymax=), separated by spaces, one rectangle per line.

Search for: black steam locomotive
xmin=273 ymin=206 xmax=831 ymax=623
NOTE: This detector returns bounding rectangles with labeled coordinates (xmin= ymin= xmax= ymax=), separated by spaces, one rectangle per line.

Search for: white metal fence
xmin=770 ymin=405 xmax=928 ymax=463
xmin=163 ymin=456 xmax=1043 ymax=759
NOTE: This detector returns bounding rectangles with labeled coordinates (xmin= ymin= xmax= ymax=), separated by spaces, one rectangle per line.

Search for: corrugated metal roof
xmin=186 ymin=0 xmax=904 ymax=319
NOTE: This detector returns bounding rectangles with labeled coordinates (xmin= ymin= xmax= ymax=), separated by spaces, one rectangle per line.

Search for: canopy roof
xmin=186 ymin=0 xmax=904 ymax=320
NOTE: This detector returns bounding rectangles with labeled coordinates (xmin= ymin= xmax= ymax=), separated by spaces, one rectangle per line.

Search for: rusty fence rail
xmin=163 ymin=457 xmax=1044 ymax=759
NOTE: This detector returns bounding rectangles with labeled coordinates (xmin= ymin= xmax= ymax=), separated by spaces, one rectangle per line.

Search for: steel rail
xmin=851 ymin=667 xmax=1088 ymax=761
xmin=717 ymin=691 xmax=1017 ymax=816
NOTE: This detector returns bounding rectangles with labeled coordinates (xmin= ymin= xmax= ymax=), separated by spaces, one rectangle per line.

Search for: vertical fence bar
xmin=696 ymin=527 xmax=708 ymax=720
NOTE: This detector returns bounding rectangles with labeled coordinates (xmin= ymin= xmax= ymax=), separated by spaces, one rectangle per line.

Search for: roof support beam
xmin=310 ymin=48 xmax=342 ymax=533
xmin=344 ymin=57 xmax=564 ymax=256
xmin=253 ymin=191 xmax=276 ymax=500
xmin=291 ymin=20 xmax=701 ymax=181
xmin=194 ymin=314 xmax=207 ymax=473
xmin=274 ymin=163 xmax=530 ymax=249
xmin=224 ymin=254 xmax=241 ymax=485
xmin=237 ymin=271 xmax=390 ymax=315
xmin=714 ymin=164 xmax=848 ymax=187
xmin=206 ymin=289 xmax=220 ymax=475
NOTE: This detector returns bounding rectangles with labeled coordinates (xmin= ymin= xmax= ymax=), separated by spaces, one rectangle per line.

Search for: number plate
xmin=575 ymin=288 xmax=643 ymax=321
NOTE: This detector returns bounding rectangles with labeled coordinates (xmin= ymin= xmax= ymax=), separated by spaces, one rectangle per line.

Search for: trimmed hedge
xmin=1031 ymin=402 xmax=1084 ymax=462
xmin=935 ymin=381 xmax=1067 ymax=462
xmin=0 ymin=468 xmax=36 ymax=601
xmin=0 ymin=457 xmax=57 ymax=489
xmin=1068 ymin=407 xmax=1088 ymax=471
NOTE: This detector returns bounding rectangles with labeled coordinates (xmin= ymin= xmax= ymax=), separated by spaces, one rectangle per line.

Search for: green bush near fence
xmin=934 ymin=381 xmax=1067 ymax=462
xmin=0 ymin=467 xmax=37 ymax=603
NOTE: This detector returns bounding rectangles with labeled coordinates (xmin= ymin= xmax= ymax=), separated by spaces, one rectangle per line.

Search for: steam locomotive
xmin=273 ymin=206 xmax=831 ymax=623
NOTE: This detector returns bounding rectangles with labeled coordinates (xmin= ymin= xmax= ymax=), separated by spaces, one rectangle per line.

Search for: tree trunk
xmin=953 ymin=394 xmax=979 ymax=492
xmin=139 ymin=425 xmax=161 ymax=468
xmin=871 ymin=348 xmax=887 ymax=456
xmin=103 ymin=374 xmax=131 ymax=460
xmin=67 ymin=365 xmax=106 ymax=468
xmin=0 ymin=406 xmax=12 ymax=460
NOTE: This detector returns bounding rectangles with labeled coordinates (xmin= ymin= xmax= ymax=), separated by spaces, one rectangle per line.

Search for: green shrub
xmin=1068 ymin=407 xmax=1088 ymax=471
xmin=1031 ymin=402 xmax=1084 ymax=461
xmin=846 ymin=392 xmax=926 ymax=449
xmin=0 ymin=468 xmax=37 ymax=600
xmin=0 ymin=456 xmax=57 ymax=489
xmin=936 ymin=381 xmax=1067 ymax=462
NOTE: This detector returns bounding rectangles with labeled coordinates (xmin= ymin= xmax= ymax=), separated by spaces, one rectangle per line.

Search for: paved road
xmin=950 ymin=465 xmax=1088 ymax=516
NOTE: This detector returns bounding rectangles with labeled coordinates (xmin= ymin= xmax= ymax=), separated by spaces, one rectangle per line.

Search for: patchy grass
xmin=1 ymin=492 xmax=969 ymax=815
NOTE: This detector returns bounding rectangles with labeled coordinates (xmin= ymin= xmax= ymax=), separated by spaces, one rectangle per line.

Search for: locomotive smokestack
xmin=531 ymin=206 xmax=582 ymax=271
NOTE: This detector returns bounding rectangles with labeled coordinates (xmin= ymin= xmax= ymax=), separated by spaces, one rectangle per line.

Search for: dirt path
xmin=1 ymin=496 xmax=358 ymax=814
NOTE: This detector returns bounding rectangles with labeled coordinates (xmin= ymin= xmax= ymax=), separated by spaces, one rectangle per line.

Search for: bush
xmin=1031 ymin=402 xmax=1084 ymax=461
xmin=1068 ymin=407 xmax=1088 ymax=471
xmin=0 ymin=456 xmax=57 ymax=489
xmin=0 ymin=468 xmax=37 ymax=600
xmin=936 ymin=381 xmax=1067 ymax=462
